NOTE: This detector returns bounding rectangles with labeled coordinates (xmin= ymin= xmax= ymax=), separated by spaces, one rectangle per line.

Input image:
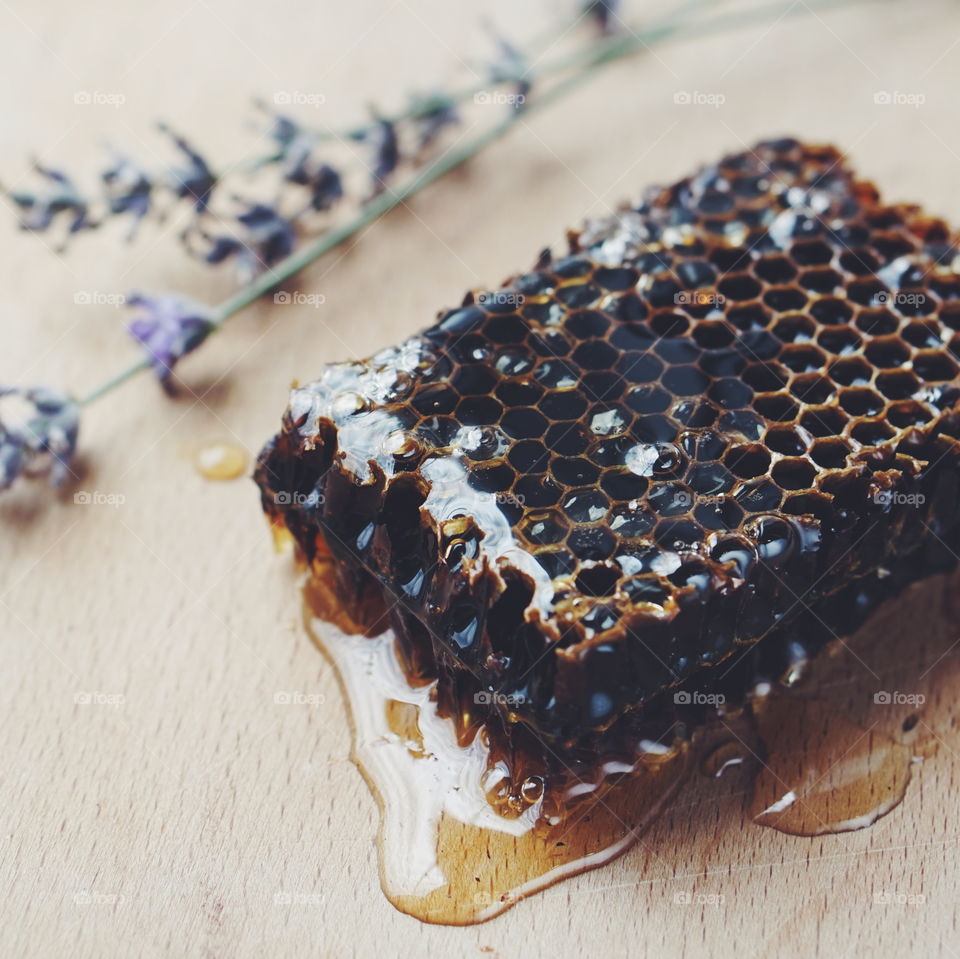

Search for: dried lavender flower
xmin=487 ymin=28 xmax=531 ymax=105
xmin=158 ymin=123 xmax=217 ymax=214
xmin=195 ymin=201 xmax=297 ymax=282
xmin=126 ymin=294 xmax=215 ymax=385
xmin=361 ymin=115 xmax=400 ymax=195
xmin=6 ymin=162 xmax=89 ymax=239
xmin=0 ymin=387 xmax=80 ymax=489
xmin=102 ymin=150 xmax=153 ymax=239
xmin=585 ymin=0 xmax=621 ymax=33
xmin=410 ymin=93 xmax=460 ymax=151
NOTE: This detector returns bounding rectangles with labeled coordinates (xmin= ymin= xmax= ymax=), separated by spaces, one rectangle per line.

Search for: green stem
xmin=78 ymin=0 xmax=865 ymax=409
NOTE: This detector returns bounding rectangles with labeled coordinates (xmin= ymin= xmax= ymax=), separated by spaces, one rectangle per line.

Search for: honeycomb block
xmin=256 ymin=138 xmax=960 ymax=763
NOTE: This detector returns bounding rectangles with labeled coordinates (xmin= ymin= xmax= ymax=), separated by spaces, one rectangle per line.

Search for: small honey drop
xmin=195 ymin=441 xmax=247 ymax=481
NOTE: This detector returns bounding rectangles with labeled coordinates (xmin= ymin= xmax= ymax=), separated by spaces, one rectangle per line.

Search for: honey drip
xmin=302 ymin=565 xmax=960 ymax=925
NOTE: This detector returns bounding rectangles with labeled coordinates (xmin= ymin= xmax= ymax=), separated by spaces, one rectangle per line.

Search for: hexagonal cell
xmin=810 ymin=297 xmax=853 ymax=326
xmin=500 ymin=407 xmax=549 ymax=439
xmin=772 ymin=314 xmax=816 ymax=343
xmin=850 ymin=420 xmax=895 ymax=446
xmin=534 ymin=359 xmax=579 ymax=389
xmin=691 ymin=321 xmax=735 ymax=349
xmin=561 ymin=488 xmax=610 ymax=524
xmin=535 ymin=548 xmax=577 ymax=580
xmin=913 ymin=350 xmax=959 ymax=381
xmin=600 ymin=469 xmax=648 ymax=501
xmin=810 ymin=437 xmax=850 ymax=468
xmin=752 ymin=393 xmax=800 ymax=423
xmin=765 ymin=425 xmax=807 ymax=455
xmin=507 ymin=439 xmax=550 ymax=473
xmin=693 ymin=497 xmax=744 ymax=531
xmin=865 ymin=336 xmax=910 ymax=368
xmin=649 ymin=311 xmax=690 ymax=337
xmin=495 ymin=378 xmax=544 ymax=406
xmin=609 ymin=502 xmax=656 ymax=538
xmin=854 ymin=307 xmax=899 ymax=335
xmin=494 ymin=347 xmax=535 ymax=376
xmin=887 ymin=400 xmax=932 ymax=429
xmin=572 ymin=339 xmax=619 ymax=370
xmin=800 ymin=406 xmax=849 ymax=437
xmin=718 ymin=273 xmax=762 ymax=302
xmin=817 ymin=327 xmax=862 ymax=355
xmin=567 ymin=526 xmax=616 ymax=561
xmin=707 ymin=378 xmax=754 ymax=409
xmin=455 ymin=395 xmax=504 ymax=426
xmin=754 ymin=254 xmax=798 ymax=284
xmin=727 ymin=303 xmax=772 ymax=331
xmin=538 ymin=390 xmax=589 ymax=421
xmin=875 ymin=369 xmax=920 ymax=400
xmin=838 ymin=387 xmax=885 ymax=416
xmin=484 ymin=313 xmax=529 ymax=343
xmin=653 ymin=518 xmax=705 ymax=549
xmin=780 ymin=344 xmax=828 ymax=374
xmin=615 ymin=351 xmax=664 ymax=384
xmin=661 ymin=365 xmax=710 ymax=397
xmin=791 ymin=238 xmax=834 ymax=265
xmin=594 ymin=266 xmax=639 ymax=291
xmin=514 ymin=474 xmax=563 ymax=508
xmin=743 ymin=361 xmax=789 ymax=392
xmin=799 ymin=268 xmax=843 ymax=293
xmin=735 ymin=478 xmax=784 ymax=513
xmin=564 ymin=312 xmax=612 ymax=340
xmin=575 ymin=563 xmax=622 ymax=597
xmin=838 ymin=248 xmax=882 ymax=276
xmin=725 ymin=444 xmax=772 ymax=479
xmin=588 ymin=405 xmax=630 ymax=436
xmin=544 ymin=421 xmax=592 ymax=456
xmin=827 ymin=356 xmax=873 ymax=387
xmin=467 ymin=462 xmax=515 ymax=494
xmin=902 ymin=319 xmax=941 ymax=349
xmin=687 ymin=462 xmax=735 ymax=496
xmin=551 ymin=456 xmax=600 ymax=487
xmin=771 ymin=457 xmax=816 ymax=491
xmin=647 ymin=482 xmax=694 ymax=516
xmin=519 ymin=509 xmax=569 ymax=546
xmin=763 ymin=286 xmax=809 ymax=312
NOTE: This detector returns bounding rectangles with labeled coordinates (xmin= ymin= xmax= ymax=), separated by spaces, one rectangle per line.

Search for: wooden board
xmin=2 ymin=0 xmax=960 ymax=955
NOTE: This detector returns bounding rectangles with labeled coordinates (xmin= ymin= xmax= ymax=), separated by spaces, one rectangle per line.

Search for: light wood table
xmin=2 ymin=0 xmax=960 ymax=955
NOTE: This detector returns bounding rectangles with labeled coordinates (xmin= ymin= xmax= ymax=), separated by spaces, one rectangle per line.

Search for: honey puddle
xmin=302 ymin=567 xmax=960 ymax=925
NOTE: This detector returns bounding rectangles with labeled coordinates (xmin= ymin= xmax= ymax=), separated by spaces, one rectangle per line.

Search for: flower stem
xmin=79 ymin=0 xmax=865 ymax=409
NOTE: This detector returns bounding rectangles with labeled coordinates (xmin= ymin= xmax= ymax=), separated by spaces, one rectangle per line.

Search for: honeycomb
xmin=256 ymin=138 xmax=960 ymax=780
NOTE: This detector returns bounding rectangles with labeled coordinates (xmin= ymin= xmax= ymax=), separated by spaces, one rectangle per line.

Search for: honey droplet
xmin=195 ymin=441 xmax=248 ymax=481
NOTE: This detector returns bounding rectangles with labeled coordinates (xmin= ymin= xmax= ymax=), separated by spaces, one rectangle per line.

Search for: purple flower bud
xmin=126 ymin=294 xmax=215 ymax=384
xmin=6 ymin=162 xmax=89 ymax=239
xmin=0 ymin=387 xmax=80 ymax=490
xmin=158 ymin=123 xmax=217 ymax=214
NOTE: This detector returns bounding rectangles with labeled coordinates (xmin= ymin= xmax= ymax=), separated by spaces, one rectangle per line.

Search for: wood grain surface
xmin=3 ymin=1 xmax=960 ymax=956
